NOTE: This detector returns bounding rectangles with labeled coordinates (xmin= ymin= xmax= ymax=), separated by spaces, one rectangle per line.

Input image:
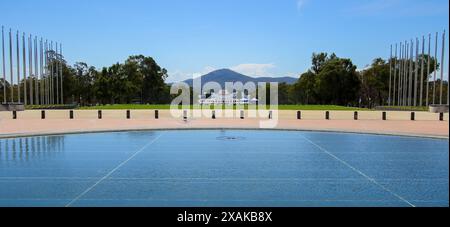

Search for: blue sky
xmin=1 ymin=0 xmax=449 ymax=82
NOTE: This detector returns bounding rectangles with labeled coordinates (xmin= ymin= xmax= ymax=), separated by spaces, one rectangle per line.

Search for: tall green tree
xmin=360 ymin=54 xmax=440 ymax=107
xmin=292 ymin=53 xmax=360 ymax=105
xmin=127 ymin=55 xmax=168 ymax=104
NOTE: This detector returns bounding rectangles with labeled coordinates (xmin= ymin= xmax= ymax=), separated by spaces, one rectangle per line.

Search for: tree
xmin=73 ymin=62 xmax=96 ymax=105
xmin=127 ymin=55 xmax=168 ymax=104
xmin=359 ymin=58 xmax=389 ymax=107
xmin=292 ymin=71 xmax=316 ymax=104
xmin=291 ymin=52 xmax=360 ymax=106
xmin=360 ymin=54 xmax=440 ymax=107
xmin=0 ymin=78 xmax=10 ymax=103
xmin=93 ymin=68 xmax=111 ymax=105
xmin=315 ymin=57 xmax=360 ymax=105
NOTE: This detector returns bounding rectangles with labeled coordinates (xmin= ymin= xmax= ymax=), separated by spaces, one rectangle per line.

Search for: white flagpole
xmin=433 ymin=32 xmax=438 ymax=104
xmin=389 ymin=44 xmax=392 ymax=106
xmin=50 ymin=41 xmax=53 ymax=105
xmin=40 ymin=38 xmax=44 ymax=104
xmin=405 ymin=41 xmax=409 ymax=106
xmin=22 ymin=33 xmax=27 ymax=106
xmin=404 ymin=41 xmax=408 ymax=106
xmin=399 ymin=42 xmax=404 ymax=106
xmin=60 ymin=43 xmax=63 ymax=104
xmin=28 ymin=35 xmax=33 ymax=105
xmin=9 ymin=29 xmax=13 ymax=103
xmin=34 ymin=37 xmax=38 ymax=105
xmin=2 ymin=26 xmax=6 ymax=104
xmin=16 ymin=31 xmax=21 ymax=103
xmin=393 ymin=43 xmax=397 ymax=106
xmin=426 ymin=34 xmax=431 ymax=106
xmin=413 ymin=38 xmax=419 ymax=106
xmin=419 ymin=36 xmax=425 ymax=107
xmin=408 ymin=39 xmax=413 ymax=107
xmin=439 ymin=30 xmax=445 ymax=105
xmin=404 ymin=42 xmax=411 ymax=106
xmin=55 ymin=42 xmax=59 ymax=104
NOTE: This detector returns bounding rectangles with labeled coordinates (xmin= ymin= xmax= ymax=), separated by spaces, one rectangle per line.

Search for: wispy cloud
xmin=168 ymin=66 xmax=217 ymax=82
xmin=168 ymin=63 xmax=278 ymax=82
xmin=230 ymin=63 xmax=276 ymax=77
xmin=296 ymin=0 xmax=307 ymax=11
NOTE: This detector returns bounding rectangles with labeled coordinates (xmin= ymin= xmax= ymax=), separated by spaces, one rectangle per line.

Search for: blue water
xmin=0 ymin=130 xmax=448 ymax=207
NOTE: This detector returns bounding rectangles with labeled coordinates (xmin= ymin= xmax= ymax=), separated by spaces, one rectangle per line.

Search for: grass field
xmin=78 ymin=104 xmax=366 ymax=111
xmin=26 ymin=104 xmax=432 ymax=111
xmin=375 ymin=106 xmax=429 ymax=111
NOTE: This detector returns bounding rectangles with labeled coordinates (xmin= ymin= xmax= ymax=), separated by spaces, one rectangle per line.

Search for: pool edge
xmin=0 ymin=127 xmax=448 ymax=140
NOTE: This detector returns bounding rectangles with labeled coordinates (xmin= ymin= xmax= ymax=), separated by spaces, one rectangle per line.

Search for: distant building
xmin=198 ymin=90 xmax=258 ymax=105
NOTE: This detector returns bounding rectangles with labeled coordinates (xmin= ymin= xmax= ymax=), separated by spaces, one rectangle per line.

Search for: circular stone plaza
xmin=0 ymin=109 xmax=449 ymax=139
xmin=0 ymin=22 xmax=448 ymax=208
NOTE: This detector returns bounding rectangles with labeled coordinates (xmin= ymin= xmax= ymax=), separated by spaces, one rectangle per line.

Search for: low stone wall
xmin=0 ymin=109 xmax=448 ymax=121
xmin=429 ymin=105 xmax=449 ymax=113
xmin=0 ymin=104 xmax=25 ymax=111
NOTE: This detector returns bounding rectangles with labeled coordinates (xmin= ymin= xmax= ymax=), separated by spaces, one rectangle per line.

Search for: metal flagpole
xmin=16 ymin=31 xmax=20 ymax=103
xmin=397 ymin=42 xmax=403 ymax=106
xmin=9 ymin=29 xmax=14 ymax=103
xmin=406 ymin=41 xmax=410 ymax=106
xmin=393 ymin=43 xmax=397 ymax=106
xmin=426 ymin=34 xmax=431 ymax=107
xmin=388 ymin=44 xmax=392 ymax=106
xmin=50 ymin=41 xmax=53 ymax=105
xmin=22 ymin=33 xmax=27 ymax=106
xmin=60 ymin=43 xmax=63 ymax=104
xmin=43 ymin=40 xmax=46 ymax=105
xmin=42 ymin=40 xmax=45 ymax=105
xmin=439 ymin=30 xmax=445 ymax=105
xmin=55 ymin=42 xmax=59 ymax=104
xmin=1 ymin=26 xmax=6 ymax=104
xmin=414 ymin=38 xmax=419 ymax=107
xmin=40 ymin=38 xmax=44 ymax=105
xmin=400 ymin=42 xmax=404 ymax=106
xmin=433 ymin=32 xmax=438 ymax=104
xmin=419 ymin=36 xmax=425 ymax=107
xmin=402 ymin=42 xmax=405 ymax=105
xmin=34 ymin=37 xmax=38 ymax=105
xmin=404 ymin=41 xmax=409 ymax=106
xmin=28 ymin=35 xmax=33 ymax=105
xmin=408 ymin=39 xmax=413 ymax=106
xmin=401 ymin=42 xmax=405 ymax=106
xmin=45 ymin=40 xmax=48 ymax=105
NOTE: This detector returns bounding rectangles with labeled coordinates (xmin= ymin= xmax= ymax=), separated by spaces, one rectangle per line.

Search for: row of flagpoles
xmin=1 ymin=25 xmax=64 ymax=106
xmin=388 ymin=30 xmax=447 ymax=107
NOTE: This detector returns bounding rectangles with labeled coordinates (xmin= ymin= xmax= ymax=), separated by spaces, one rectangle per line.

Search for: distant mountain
xmin=182 ymin=69 xmax=298 ymax=87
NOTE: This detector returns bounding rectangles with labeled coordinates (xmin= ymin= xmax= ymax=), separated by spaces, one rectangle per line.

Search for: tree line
xmin=283 ymin=52 xmax=447 ymax=107
xmin=0 ymin=53 xmax=447 ymax=107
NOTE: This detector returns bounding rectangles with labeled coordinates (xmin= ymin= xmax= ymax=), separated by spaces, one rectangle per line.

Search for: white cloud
xmin=167 ymin=66 xmax=217 ymax=82
xmin=168 ymin=63 xmax=297 ymax=82
xmin=285 ymin=72 xmax=301 ymax=78
xmin=230 ymin=63 xmax=276 ymax=77
xmin=297 ymin=0 xmax=307 ymax=11
xmin=199 ymin=66 xmax=217 ymax=75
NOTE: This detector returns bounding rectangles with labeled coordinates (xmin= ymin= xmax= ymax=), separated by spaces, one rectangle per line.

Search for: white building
xmin=198 ymin=90 xmax=258 ymax=105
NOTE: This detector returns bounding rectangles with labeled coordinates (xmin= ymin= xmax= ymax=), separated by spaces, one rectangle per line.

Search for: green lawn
xmin=26 ymin=103 xmax=430 ymax=111
xmin=375 ymin=106 xmax=429 ymax=112
xmin=78 ymin=104 xmax=366 ymax=111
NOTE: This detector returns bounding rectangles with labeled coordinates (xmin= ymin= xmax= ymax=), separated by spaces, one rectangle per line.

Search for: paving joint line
xmin=300 ymin=134 xmax=416 ymax=207
xmin=65 ymin=132 xmax=165 ymax=207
